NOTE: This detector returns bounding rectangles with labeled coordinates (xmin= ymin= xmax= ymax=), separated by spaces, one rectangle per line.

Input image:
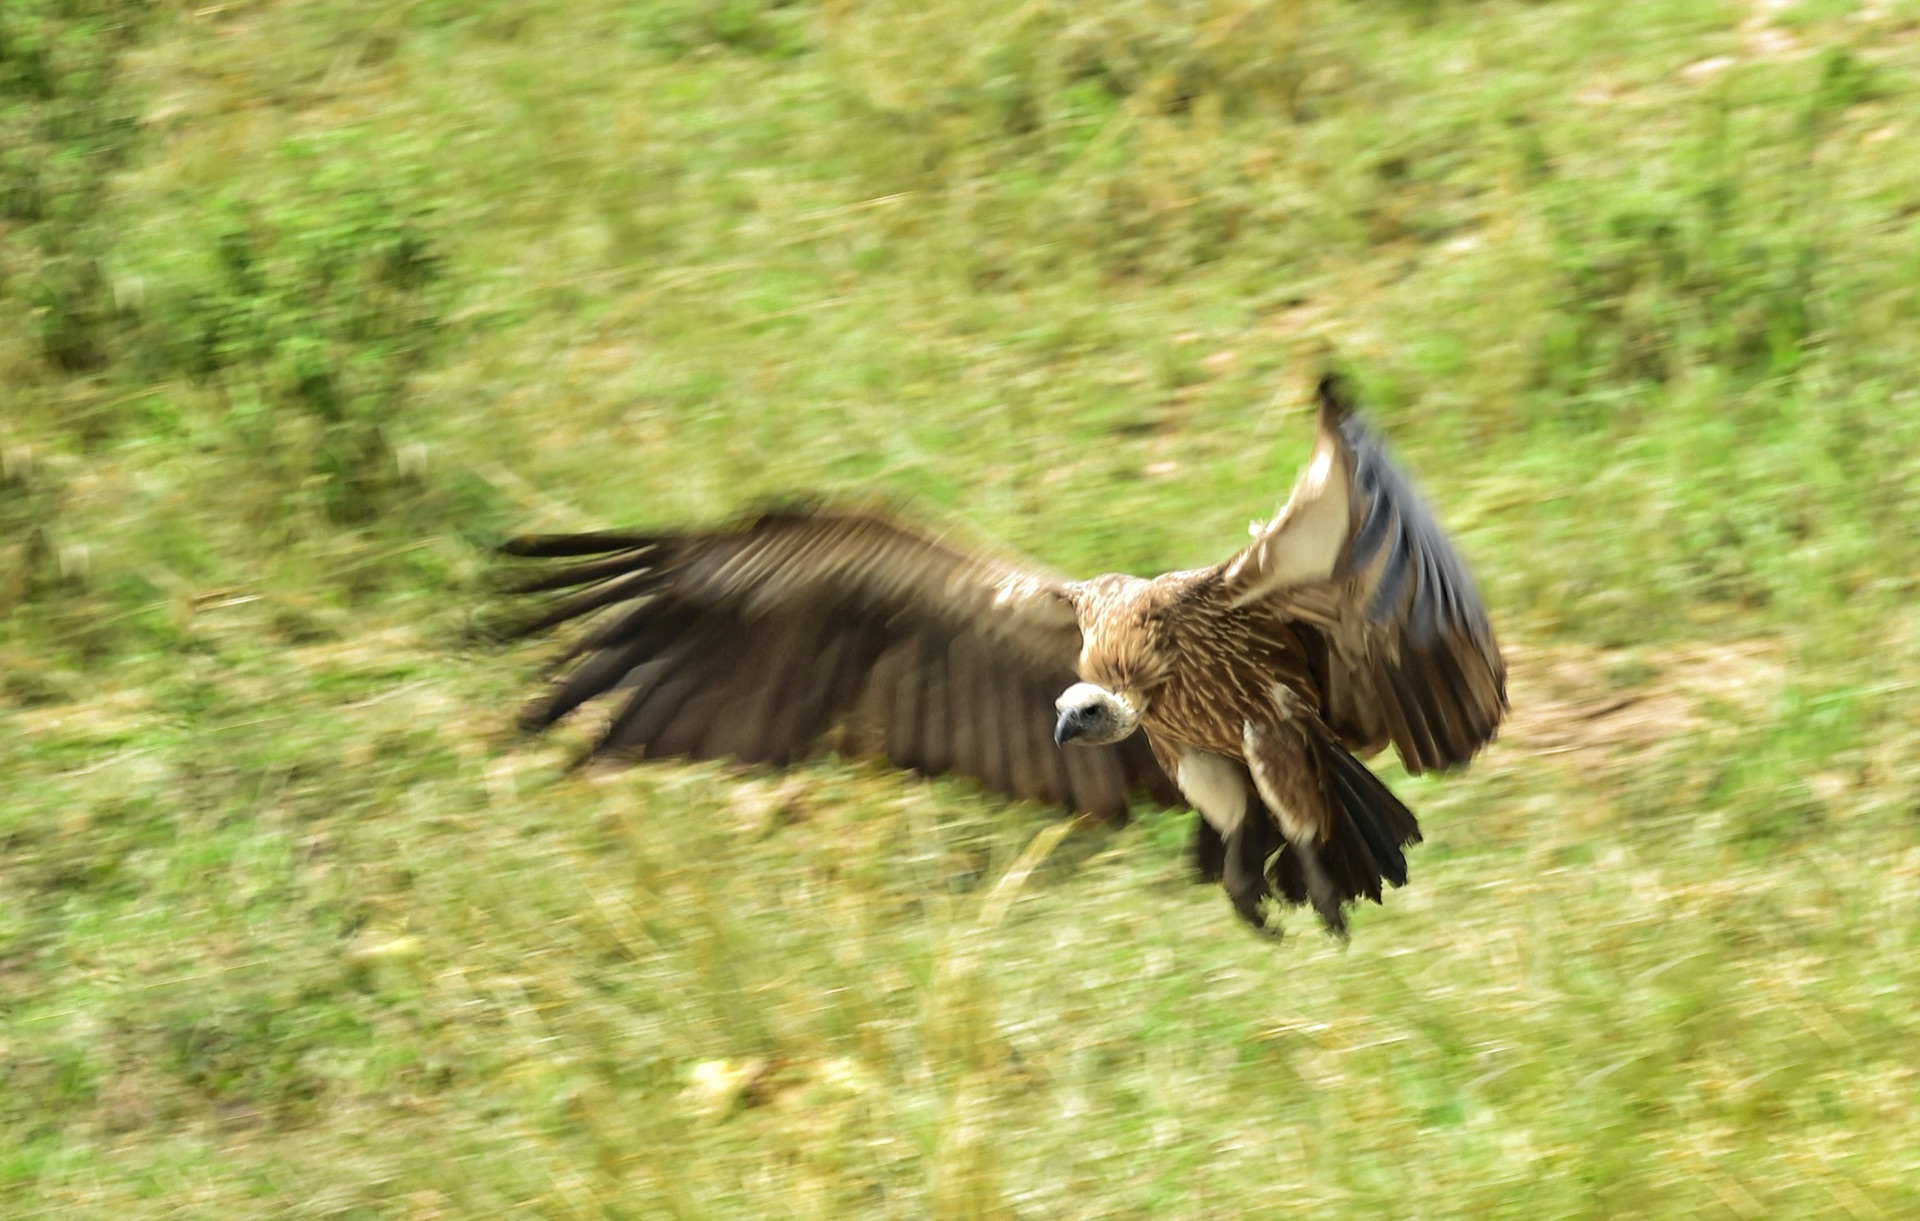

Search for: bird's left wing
xmin=1218 ymin=376 xmax=1507 ymax=773
xmin=497 ymin=506 xmax=1177 ymax=820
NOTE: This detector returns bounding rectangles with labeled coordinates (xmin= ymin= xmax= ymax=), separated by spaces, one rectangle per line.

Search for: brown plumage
xmin=497 ymin=374 xmax=1506 ymax=936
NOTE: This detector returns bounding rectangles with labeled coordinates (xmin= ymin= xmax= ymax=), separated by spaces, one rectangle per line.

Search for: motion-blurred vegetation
xmin=5 ymin=0 xmax=1919 ymax=1215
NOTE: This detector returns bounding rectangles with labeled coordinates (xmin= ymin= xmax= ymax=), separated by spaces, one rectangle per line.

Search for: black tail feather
xmin=1287 ymin=740 xmax=1420 ymax=933
xmin=1325 ymin=742 xmax=1420 ymax=887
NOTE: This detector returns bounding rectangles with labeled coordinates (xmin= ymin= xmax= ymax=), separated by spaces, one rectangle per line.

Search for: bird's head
xmin=1053 ymin=682 xmax=1142 ymax=747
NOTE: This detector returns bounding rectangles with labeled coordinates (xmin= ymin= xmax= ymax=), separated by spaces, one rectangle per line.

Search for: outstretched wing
xmin=498 ymin=506 xmax=1178 ymax=820
xmin=1220 ymin=375 xmax=1507 ymax=773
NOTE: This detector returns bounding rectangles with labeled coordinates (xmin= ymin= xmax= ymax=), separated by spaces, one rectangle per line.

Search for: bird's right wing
xmin=1218 ymin=376 xmax=1507 ymax=773
xmin=497 ymin=506 xmax=1178 ymax=820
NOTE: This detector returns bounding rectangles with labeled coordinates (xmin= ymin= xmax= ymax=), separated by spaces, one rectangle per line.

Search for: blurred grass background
xmin=5 ymin=0 xmax=1920 ymax=1215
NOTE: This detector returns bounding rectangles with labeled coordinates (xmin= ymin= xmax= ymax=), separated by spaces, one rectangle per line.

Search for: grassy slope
xmin=5 ymin=0 xmax=1920 ymax=1215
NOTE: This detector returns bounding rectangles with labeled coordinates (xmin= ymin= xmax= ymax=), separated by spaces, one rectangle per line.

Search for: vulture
xmin=498 ymin=375 xmax=1506 ymax=935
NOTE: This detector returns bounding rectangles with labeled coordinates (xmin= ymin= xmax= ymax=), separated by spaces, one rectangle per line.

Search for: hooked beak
xmin=1053 ymin=708 xmax=1084 ymax=748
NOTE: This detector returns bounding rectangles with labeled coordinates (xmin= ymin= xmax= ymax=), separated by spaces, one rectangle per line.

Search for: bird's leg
xmin=1190 ymin=815 xmax=1226 ymax=883
xmin=1222 ymin=819 xmax=1280 ymax=936
xmin=1289 ymin=838 xmax=1347 ymax=938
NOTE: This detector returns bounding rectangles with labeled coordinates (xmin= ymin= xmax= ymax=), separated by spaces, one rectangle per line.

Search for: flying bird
xmin=497 ymin=375 xmax=1506 ymax=935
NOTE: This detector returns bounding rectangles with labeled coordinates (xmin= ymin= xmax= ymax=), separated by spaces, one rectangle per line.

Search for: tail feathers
xmin=1324 ymin=741 xmax=1420 ymax=888
xmin=1291 ymin=741 xmax=1420 ymax=933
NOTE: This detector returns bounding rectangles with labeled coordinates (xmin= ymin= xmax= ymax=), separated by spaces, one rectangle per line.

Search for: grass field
xmin=6 ymin=0 xmax=1920 ymax=1215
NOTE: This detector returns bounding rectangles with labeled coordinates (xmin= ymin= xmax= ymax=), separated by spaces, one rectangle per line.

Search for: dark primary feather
xmin=1224 ymin=374 xmax=1507 ymax=775
xmin=499 ymin=508 xmax=1178 ymax=821
xmin=1327 ymin=386 xmax=1506 ymax=770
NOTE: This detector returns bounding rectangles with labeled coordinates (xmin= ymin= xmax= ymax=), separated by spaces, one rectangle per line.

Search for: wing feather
xmin=500 ymin=506 xmax=1176 ymax=819
xmin=511 ymin=569 xmax=663 ymax=641
xmin=945 ymin=632 xmax=987 ymax=790
xmin=914 ymin=632 xmax=954 ymax=778
xmin=978 ymin=657 xmax=1015 ymax=797
xmin=1221 ymin=375 xmax=1507 ymax=773
xmin=874 ymin=639 xmax=921 ymax=769
xmin=601 ymin=645 xmax=712 ymax=756
xmin=1004 ymin=674 xmax=1045 ymax=802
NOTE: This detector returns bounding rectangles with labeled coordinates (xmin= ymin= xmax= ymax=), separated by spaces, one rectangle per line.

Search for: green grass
xmin=6 ymin=0 xmax=1920 ymax=1215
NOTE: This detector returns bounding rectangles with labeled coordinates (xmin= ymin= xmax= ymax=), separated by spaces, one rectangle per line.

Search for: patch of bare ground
xmin=1495 ymin=639 xmax=1786 ymax=767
